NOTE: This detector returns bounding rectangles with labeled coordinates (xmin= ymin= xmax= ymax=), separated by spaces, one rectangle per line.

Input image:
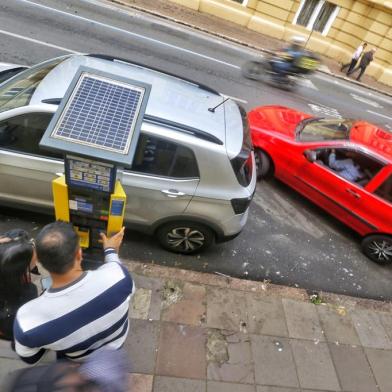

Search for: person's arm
xmin=13 ymin=319 xmax=47 ymax=364
xmin=100 ymin=228 xmax=125 ymax=264
xmin=328 ymin=151 xmax=341 ymax=170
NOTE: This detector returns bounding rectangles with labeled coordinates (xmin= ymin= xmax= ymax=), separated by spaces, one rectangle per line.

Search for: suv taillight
xmin=231 ymin=196 xmax=252 ymax=215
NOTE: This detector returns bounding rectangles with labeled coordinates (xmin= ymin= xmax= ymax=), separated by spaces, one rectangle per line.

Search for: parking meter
xmin=40 ymin=66 xmax=151 ymax=257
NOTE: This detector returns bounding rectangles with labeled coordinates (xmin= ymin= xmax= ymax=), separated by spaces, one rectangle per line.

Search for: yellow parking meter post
xmin=52 ymin=175 xmax=70 ymax=222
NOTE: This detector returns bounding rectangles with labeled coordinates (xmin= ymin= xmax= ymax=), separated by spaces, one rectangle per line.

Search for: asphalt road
xmin=0 ymin=0 xmax=392 ymax=301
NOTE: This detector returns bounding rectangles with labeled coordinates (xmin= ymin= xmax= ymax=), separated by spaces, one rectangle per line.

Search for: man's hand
xmin=100 ymin=227 xmax=125 ymax=253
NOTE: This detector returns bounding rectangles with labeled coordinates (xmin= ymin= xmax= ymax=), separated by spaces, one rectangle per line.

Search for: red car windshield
xmin=296 ymin=118 xmax=353 ymax=142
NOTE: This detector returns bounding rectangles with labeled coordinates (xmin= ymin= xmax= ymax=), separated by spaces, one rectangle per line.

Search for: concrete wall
xmin=169 ymin=0 xmax=392 ymax=86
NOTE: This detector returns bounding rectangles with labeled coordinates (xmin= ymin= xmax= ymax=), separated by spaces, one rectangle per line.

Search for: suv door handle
xmin=161 ymin=189 xmax=186 ymax=198
xmin=346 ymin=188 xmax=361 ymax=199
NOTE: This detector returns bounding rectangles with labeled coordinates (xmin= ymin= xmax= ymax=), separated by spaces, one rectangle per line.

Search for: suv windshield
xmin=0 ymin=57 xmax=66 ymax=114
xmin=297 ymin=118 xmax=353 ymax=142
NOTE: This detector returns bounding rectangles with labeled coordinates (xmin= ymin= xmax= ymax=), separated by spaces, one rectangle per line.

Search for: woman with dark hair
xmin=0 ymin=229 xmax=38 ymax=340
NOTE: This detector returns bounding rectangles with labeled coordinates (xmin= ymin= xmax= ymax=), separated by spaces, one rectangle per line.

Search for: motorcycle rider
xmin=270 ymin=36 xmax=308 ymax=80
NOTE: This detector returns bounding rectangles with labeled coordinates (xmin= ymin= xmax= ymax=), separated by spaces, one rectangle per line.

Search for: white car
xmin=0 ymin=54 xmax=256 ymax=254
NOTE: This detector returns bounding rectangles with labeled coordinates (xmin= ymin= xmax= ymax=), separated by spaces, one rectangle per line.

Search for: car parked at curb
xmin=249 ymin=105 xmax=392 ymax=264
xmin=0 ymin=54 xmax=256 ymax=254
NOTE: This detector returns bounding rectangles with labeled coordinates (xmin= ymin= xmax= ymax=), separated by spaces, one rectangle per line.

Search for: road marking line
xmin=308 ymin=103 xmax=342 ymax=118
xmin=17 ymin=0 xmax=241 ymax=69
xmin=315 ymin=73 xmax=392 ymax=105
xmin=367 ymin=110 xmax=392 ymax=121
xmin=350 ymin=93 xmax=383 ymax=108
xmin=0 ymin=29 xmax=79 ymax=54
xmin=299 ymin=78 xmax=318 ymax=90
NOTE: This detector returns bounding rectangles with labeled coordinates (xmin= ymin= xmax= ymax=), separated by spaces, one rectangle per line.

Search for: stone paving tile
xmin=246 ymin=294 xmax=288 ymax=337
xmin=0 ymin=358 xmax=29 ymax=387
xmin=317 ymin=305 xmax=360 ymax=345
xmin=132 ymin=274 xmax=164 ymax=320
xmin=290 ymin=340 xmax=340 ymax=391
xmin=124 ymin=319 xmax=160 ymax=374
xmin=207 ymin=380 xmax=256 ymax=392
xmin=129 ymin=373 xmax=154 ymax=392
xmin=379 ymin=312 xmax=392 ymax=342
xmin=131 ymin=288 xmax=153 ymax=320
xmin=153 ymin=376 xmax=206 ymax=392
xmin=282 ymin=299 xmax=325 ymax=341
xmin=162 ymin=282 xmax=206 ymax=326
xmin=0 ymin=339 xmax=18 ymax=359
xmin=251 ymin=335 xmax=299 ymax=388
xmin=329 ymin=343 xmax=378 ymax=392
xmin=351 ymin=308 xmax=392 ymax=349
xmin=207 ymin=331 xmax=254 ymax=384
xmin=206 ymin=287 xmax=249 ymax=332
xmin=256 ymin=387 xmax=300 ymax=391
xmin=365 ymin=348 xmax=392 ymax=392
xmin=155 ymin=322 xmax=206 ymax=379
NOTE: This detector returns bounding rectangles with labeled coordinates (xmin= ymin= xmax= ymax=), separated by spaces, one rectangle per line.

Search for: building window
xmin=293 ymin=0 xmax=339 ymax=36
xmin=230 ymin=0 xmax=249 ymax=5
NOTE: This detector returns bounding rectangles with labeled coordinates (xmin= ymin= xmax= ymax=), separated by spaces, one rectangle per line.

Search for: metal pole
xmin=305 ymin=29 xmax=314 ymax=49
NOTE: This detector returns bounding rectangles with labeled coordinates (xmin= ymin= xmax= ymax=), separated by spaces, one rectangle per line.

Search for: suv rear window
xmin=0 ymin=57 xmax=65 ymax=113
xmin=230 ymin=106 xmax=253 ymax=187
xmin=130 ymin=133 xmax=199 ymax=178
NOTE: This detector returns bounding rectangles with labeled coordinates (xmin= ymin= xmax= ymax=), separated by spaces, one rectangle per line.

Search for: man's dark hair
xmin=0 ymin=235 xmax=33 ymax=297
xmin=36 ymin=221 xmax=79 ymax=274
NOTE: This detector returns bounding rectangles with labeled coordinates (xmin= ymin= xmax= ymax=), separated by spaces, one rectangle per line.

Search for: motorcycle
xmin=241 ymin=51 xmax=320 ymax=91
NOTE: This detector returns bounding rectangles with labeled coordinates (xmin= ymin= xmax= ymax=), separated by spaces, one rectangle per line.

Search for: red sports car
xmin=249 ymin=105 xmax=392 ymax=264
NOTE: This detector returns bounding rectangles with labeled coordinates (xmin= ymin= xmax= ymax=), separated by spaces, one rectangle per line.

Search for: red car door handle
xmin=346 ymin=188 xmax=361 ymax=199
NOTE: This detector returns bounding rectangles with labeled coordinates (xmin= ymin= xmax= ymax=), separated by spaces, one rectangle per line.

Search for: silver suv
xmin=0 ymin=54 xmax=256 ymax=254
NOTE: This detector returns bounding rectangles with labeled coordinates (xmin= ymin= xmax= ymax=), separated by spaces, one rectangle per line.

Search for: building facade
xmin=170 ymin=0 xmax=392 ymax=85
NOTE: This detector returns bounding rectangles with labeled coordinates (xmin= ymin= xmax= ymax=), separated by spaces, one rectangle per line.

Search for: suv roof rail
xmin=39 ymin=100 xmax=223 ymax=145
xmin=144 ymin=114 xmax=223 ymax=145
xmin=87 ymin=54 xmax=220 ymax=96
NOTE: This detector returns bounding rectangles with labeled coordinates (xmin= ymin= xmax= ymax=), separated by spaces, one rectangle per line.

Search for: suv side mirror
xmin=304 ymin=150 xmax=317 ymax=163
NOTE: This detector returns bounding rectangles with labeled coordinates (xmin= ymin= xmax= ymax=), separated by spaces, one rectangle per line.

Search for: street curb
xmin=109 ymin=0 xmax=392 ymax=99
xmin=125 ymin=260 xmax=392 ymax=312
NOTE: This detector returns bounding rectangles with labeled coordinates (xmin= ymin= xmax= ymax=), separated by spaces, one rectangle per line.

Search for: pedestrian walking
xmin=341 ymin=42 xmax=367 ymax=74
xmin=347 ymin=48 xmax=376 ymax=81
xmin=5 ymin=348 xmax=130 ymax=392
xmin=13 ymin=221 xmax=135 ymax=364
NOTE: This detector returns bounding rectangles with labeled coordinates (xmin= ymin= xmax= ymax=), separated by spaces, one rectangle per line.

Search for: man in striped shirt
xmin=13 ymin=221 xmax=135 ymax=364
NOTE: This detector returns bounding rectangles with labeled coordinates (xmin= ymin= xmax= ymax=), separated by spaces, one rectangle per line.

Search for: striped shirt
xmin=14 ymin=249 xmax=135 ymax=364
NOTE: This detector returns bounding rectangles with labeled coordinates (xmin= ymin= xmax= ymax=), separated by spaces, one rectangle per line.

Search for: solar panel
xmin=40 ymin=66 xmax=151 ymax=165
xmin=51 ymin=73 xmax=144 ymax=154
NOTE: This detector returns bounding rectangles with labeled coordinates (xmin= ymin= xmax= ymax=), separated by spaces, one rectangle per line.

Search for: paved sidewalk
xmin=111 ymin=0 xmax=392 ymax=96
xmin=2 ymin=260 xmax=392 ymax=391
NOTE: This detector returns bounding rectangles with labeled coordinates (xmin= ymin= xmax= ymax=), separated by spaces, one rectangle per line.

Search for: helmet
xmin=290 ymin=36 xmax=306 ymax=45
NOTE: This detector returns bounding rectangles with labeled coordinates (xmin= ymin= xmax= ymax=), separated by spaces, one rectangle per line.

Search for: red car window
xmin=374 ymin=175 xmax=392 ymax=204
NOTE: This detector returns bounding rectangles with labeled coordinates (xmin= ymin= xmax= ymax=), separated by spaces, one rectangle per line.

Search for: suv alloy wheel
xmin=156 ymin=221 xmax=214 ymax=254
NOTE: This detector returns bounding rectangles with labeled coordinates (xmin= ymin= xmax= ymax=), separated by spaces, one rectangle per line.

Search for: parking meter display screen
xmin=65 ymin=155 xmax=115 ymax=193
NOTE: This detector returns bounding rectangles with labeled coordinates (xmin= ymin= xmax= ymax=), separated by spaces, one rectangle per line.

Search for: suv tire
xmin=361 ymin=234 xmax=392 ymax=264
xmin=156 ymin=221 xmax=214 ymax=254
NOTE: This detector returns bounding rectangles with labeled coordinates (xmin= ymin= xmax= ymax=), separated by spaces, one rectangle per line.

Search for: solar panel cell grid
xmin=51 ymin=73 xmax=144 ymax=155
